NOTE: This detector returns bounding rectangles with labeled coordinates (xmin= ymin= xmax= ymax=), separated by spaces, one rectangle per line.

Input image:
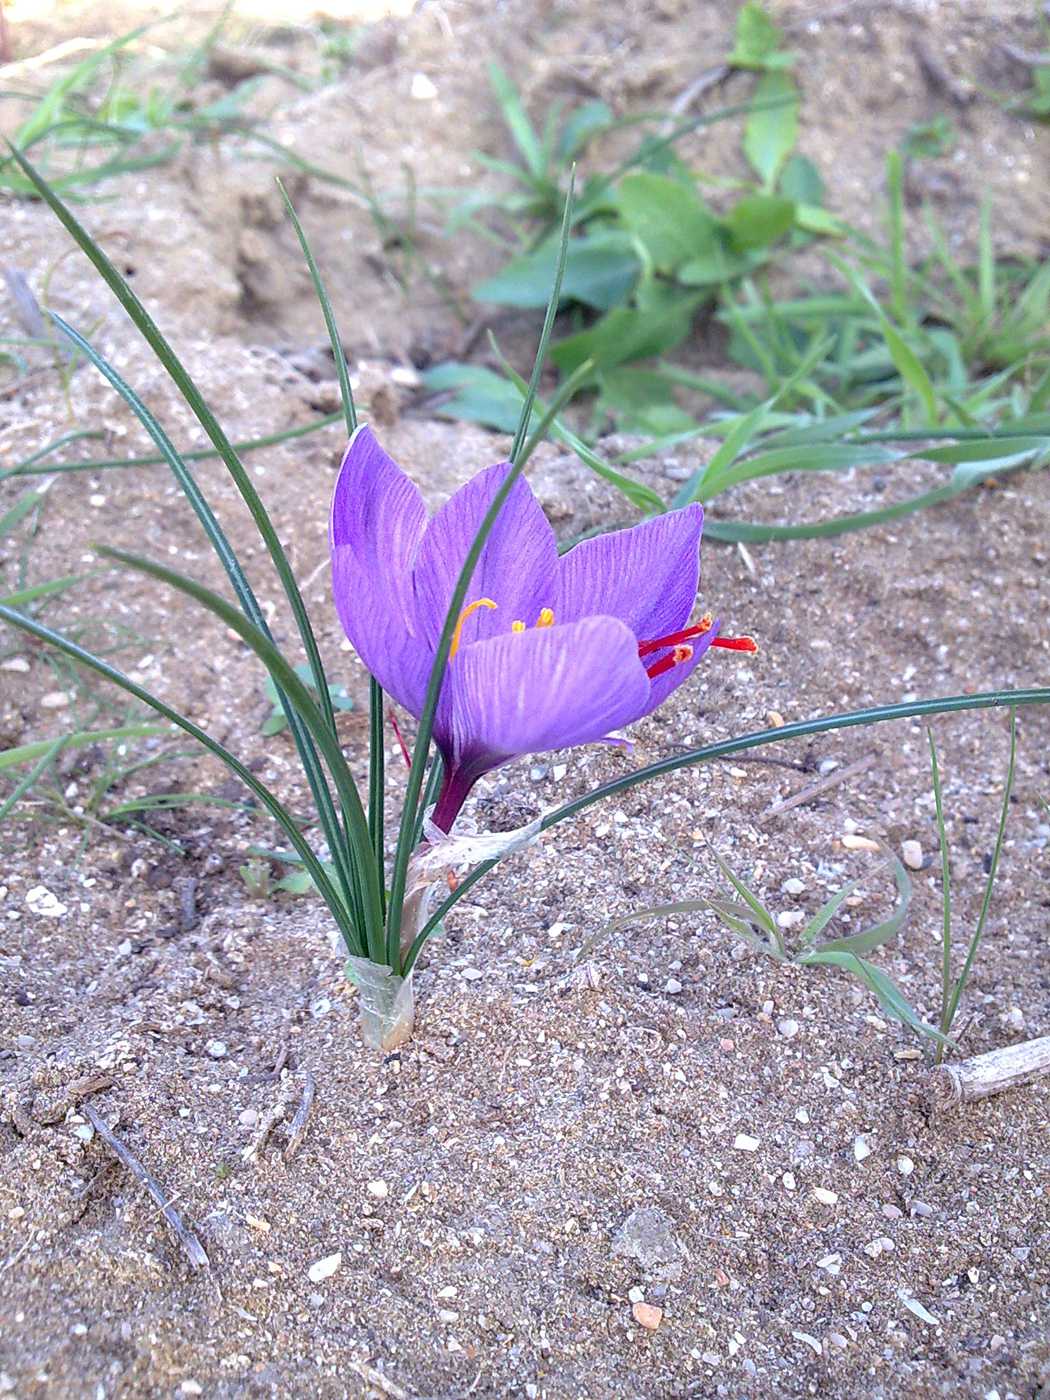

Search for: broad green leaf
xmin=725 ymin=194 xmax=796 ymax=250
xmin=615 ymin=172 xmax=720 ymax=272
xmin=550 ymin=289 xmax=701 ymax=376
xmin=677 ymin=236 xmax=760 ymax=286
xmin=474 ymin=231 xmax=640 ymax=311
xmin=778 ymin=153 xmax=824 ymax=205
xmin=743 ymin=72 xmax=798 ymax=188
xmin=598 ymin=369 xmax=699 ymax=435
xmin=729 ymin=2 xmax=794 ymax=69
xmin=794 ymin=204 xmax=846 ymax=236
xmin=423 ymin=362 xmax=532 ymax=434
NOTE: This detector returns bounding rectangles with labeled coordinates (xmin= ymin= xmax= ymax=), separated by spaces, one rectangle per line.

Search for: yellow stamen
xmin=449 ymin=597 xmax=497 ymax=659
xmin=511 ymin=620 xmax=525 ymax=633
xmin=536 ymin=607 xmax=555 ymax=628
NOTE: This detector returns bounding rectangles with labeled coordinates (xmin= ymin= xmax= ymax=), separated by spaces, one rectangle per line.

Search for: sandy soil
xmin=1 ymin=2 xmax=1049 ymax=1398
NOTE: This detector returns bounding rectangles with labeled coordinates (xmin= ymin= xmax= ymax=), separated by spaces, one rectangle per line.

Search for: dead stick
xmin=760 ymin=751 xmax=878 ymax=823
xmin=928 ymin=1035 xmax=1050 ymax=1109
xmin=283 ymin=1072 xmax=316 ymax=1162
xmin=82 ymin=1104 xmax=209 ymax=1271
xmin=347 ymin=1359 xmax=412 ymax=1400
xmin=243 ymin=1081 xmax=293 ymax=1162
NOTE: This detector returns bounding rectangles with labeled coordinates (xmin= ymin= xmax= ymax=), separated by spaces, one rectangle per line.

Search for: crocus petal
xmin=640 ymin=620 xmax=720 ymax=718
xmin=557 ymin=504 xmax=704 ymax=642
xmin=330 ymin=425 xmax=431 ymax=713
xmin=411 ymin=464 xmax=559 ymax=652
xmin=438 ymin=616 xmax=652 ymax=784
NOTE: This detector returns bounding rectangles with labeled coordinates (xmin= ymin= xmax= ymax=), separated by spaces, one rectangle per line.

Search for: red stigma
xmin=645 ymin=644 xmax=693 ymax=680
xmin=710 ymin=634 xmax=758 ymax=653
xmin=637 ymin=616 xmax=713 ymax=658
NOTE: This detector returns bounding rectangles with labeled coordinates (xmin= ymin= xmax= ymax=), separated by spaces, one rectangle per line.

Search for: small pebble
xmin=782 ymin=877 xmax=806 ymax=895
xmin=664 ymin=978 xmax=683 ymax=994
xmin=842 ymin=833 xmax=880 ymax=852
xmin=180 ymin=1385 xmax=204 ymax=1397
xmin=901 ymin=840 xmax=923 ymax=870
xmin=40 ymin=691 xmax=70 ymax=710
xmin=910 ymin=1200 xmax=934 ymax=1218
xmin=461 ymin=968 xmax=483 ymax=981
xmin=0 ymin=656 xmax=29 ymax=673
xmin=777 ymin=1018 xmax=800 ymax=1039
xmin=204 ymin=1040 xmax=227 ymax=1059
xmin=777 ymin=911 xmax=805 ymax=930
xmin=632 ymin=1301 xmax=663 ymax=1330
xmin=26 ymin=886 xmax=67 ymax=919
xmin=627 ymin=1285 xmax=645 ymax=1303
xmin=307 ymin=1252 xmax=342 ymax=1283
xmin=767 ymin=710 xmax=785 ymax=727
xmin=409 ymin=72 xmax=438 ymax=100
xmin=854 ymin=1136 xmax=872 ymax=1162
xmin=881 ymin=1203 xmax=903 ymax=1219
xmin=897 ymin=1155 xmax=915 ymax=1176
xmin=733 ymin=1134 xmax=760 ymax=1152
xmin=812 ymin=1187 xmax=838 ymax=1206
xmin=782 ymin=1172 xmax=797 ymax=1191
xmin=239 ymin=1109 xmax=258 ymax=1127
xmin=366 ymin=1180 xmax=389 ymax=1200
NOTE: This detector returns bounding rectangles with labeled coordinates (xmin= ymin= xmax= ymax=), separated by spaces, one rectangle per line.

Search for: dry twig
xmin=347 ymin=1357 xmax=413 ymax=1399
xmin=283 ymin=1071 xmax=316 ymax=1162
xmin=82 ymin=1104 xmax=209 ymax=1271
xmin=760 ymin=751 xmax=879 ymax=823
xmin=928 ymin=1035 xmax=1050 ymax=1110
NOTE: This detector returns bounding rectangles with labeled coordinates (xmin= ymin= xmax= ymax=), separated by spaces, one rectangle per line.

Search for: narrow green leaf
xmin=802 ymin=852 xmax=911 ymax=958
xmin=488 ymin=63 xmax=544 ymax=178
xmin=1 ymin=573 xmax=86 ymax=609
xmin=803 ymin=949 xmax=952 ymax=1046
xmin=0 ymin=603 xmax=357 ymax=948
xmin=407 ymin=690 xmax=1050 ymax=963
xmin=743 ymin=72 xmax=797 ymax=188
xmin=96 ymin=546 xmax=384 ymax=956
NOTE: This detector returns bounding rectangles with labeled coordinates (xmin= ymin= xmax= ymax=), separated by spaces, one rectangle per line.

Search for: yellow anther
xmin=449 ymin=597 xmax=497 ymax=659
xmin=511 ymin=620 xmax=525 ymax=633
xmin=536 ymin=607 xmax=555 ymax=628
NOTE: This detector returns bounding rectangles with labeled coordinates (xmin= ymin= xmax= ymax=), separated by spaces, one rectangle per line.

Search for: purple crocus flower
xmin=330 ymin=426 xmax=754 ymax=832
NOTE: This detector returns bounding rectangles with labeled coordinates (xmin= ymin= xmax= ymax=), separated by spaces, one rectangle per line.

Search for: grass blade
xmin=96 ymin=544 xmax=386 ymax=958
xmin=0 ymin=603 xmax=357 ymax=949
xmin=942 ymin=710 xmax=1017 ymax=1040
xmin=405 ymin=687 xmax=1050 ymax=967
xmin=50 ymin=311 xmax=360 ymax=925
